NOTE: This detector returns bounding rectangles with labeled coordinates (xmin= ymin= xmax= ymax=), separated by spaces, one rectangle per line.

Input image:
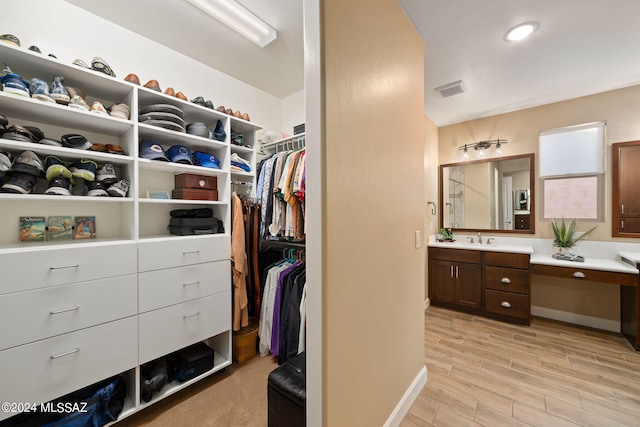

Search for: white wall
xmin=2 ymin=0 xmax=285 ymax=133
xmin=281 ymin=89 xmax=305 ymax=136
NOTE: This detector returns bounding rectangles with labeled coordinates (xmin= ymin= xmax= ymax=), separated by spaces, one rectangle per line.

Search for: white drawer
xmin=0 ymin=316 xmax=137 ymax=420
xmin=139 ymin=260 xmax=230 ymax=313
xmin=0 ymin=275 xmax=137 ymax=351
xmin=139 ymin=292 xmax=230 ymax=364
xmin=0 ymin=242 xmax=137 ymax=295
xmin=138 ymin=235 xmax=230 ymax=272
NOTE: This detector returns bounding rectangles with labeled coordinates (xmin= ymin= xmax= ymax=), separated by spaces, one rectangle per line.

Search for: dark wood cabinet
xmin=514 ymin=214 xmax=530 ymax=230
xmin=429 ymin=248 xmax=481 ymax=309
xmin=613 ymin=140 xmax=640 ymax=236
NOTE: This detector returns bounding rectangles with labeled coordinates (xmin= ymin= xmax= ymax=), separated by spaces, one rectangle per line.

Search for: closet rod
xmin=261 ymin=132 xmax=306 ymax=149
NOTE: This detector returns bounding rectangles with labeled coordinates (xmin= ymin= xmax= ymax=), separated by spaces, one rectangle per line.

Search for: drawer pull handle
xmin=183 ymin=250 xmax=200 ymax=255
xmin=183 ymin=281 xmax=200 ymax=288
xmin=500 ymin=278 xmax=511 ymax=284
xmin=573 ymin=271 xmax=586 ymax=279
xmin=50 ymin=348 xmax=80 ymax=359
xmin=183 ymin=312 xmax=200 ymax=319
xmin=50 ymin=306 xmax=80 ymax=315
xmin=501 ymin=301 xmax=511 ymax=308
xmin=50 ymin=264 xmax=79 ymax=270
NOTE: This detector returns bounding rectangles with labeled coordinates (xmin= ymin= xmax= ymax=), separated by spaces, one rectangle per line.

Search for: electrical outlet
xmin=415 ymin=231 xmax=421 ymax=248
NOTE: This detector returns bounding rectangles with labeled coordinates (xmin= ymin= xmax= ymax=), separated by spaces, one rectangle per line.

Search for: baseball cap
xmin=12 ymin=150 xmax=44 ymax=176
xmin=193 ymin=151 xmax=220 ymax=169
xmin=139 ymin=140 xmax=169 ymax=161
xmin=167 ymin=145 xmax=193 ymax=165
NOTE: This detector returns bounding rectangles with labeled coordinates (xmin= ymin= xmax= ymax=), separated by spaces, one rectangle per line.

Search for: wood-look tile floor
xmin=402 ymin=306 xmax=640 ymax=427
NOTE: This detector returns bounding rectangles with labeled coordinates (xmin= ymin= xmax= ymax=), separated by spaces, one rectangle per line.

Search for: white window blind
xmin=539 ymin=121 xmax=605 ymax=178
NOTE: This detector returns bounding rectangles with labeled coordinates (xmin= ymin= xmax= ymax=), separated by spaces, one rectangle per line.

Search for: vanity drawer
xmin=138 ymin=292 xmax=231 ymax=364
xmin=0 ymin=316 xmax=137 ymax=419
xmin=139 ymin=260 xmax=231 ymax=313
xmin=429 ymin=247 xmax=482 ymax=264
xmin=0 ymin=242 xmax=137 ymax=295
xmin=138 ymin=235 xmax=230 ymax=272
xmin=531 ymin=264 xmax=638 ymax=286
xmin=486 ymin=266 xmax=530 ymax=295
xmin=485 ymin=252 xmax=530 ymax=269
xmin=0 ymin=274 xmax=137 ymax=351
xmin=485 ymin=289 xmax=530 ymax=320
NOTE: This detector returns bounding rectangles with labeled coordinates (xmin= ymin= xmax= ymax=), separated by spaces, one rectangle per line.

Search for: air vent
xmin=434 ymin=80 xmax=466 ymax=98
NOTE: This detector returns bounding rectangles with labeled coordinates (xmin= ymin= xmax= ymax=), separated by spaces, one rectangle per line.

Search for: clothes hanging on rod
xmin=230 ymin=191 xmax=249 ymax=331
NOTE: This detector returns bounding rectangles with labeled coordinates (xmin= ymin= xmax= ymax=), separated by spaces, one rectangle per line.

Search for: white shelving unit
xmin=0 ymin=42 xmax=260 ymax=423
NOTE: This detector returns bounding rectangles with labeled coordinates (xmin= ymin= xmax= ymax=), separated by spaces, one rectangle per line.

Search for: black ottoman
xmin=267 ymin=352 xmax=306 ymax=427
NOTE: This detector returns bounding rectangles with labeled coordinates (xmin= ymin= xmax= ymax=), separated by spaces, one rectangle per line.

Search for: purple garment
xmin=271 ymin=262 xmax=300 ymax=356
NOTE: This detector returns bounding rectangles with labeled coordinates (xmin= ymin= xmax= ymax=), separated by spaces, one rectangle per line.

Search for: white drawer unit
xmin=138 ymin=235 xmax=230 ymax=272
xmin=0 ymin=243 xmax=137 ymax=295
xmin=139 ymin=260 xmax=231 ymax=313
xmin=0 ymin=274 xmax=137 ymax=351
xmin=0 ymin=316 xmax=137 ymax=421
xmin=139 ymin=292 xmax=231 ymax=364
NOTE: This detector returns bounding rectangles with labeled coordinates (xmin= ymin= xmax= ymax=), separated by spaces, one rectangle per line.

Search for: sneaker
xmin=69 ymin=158 xmax=98 ymax=181
xmin=107 ymin=179 xmax=129 ymax=197
xmin=108 ymin=103 xmax=130 ymax=120
xmin=68 ymin=95 xmax=90 ymax=111
xmin=12 ymin=151 xmax=44 ymax=177
xmin=29 ymin=78 xmax=55 ymax=103
xmin=0 ymin=34 xmax=20 ymax=47
xmin=65 ymin=86 xmax=86 ymax=99
xmin=71 ymin=177 xmax=87 ymax=196
xmin=1 ymin=172 xmax=36 ymax=194
xmin=44 ymin=175 xmax=71 ymax=196
xmin=28 ymin=45 xmax=41 ymax=54
xmin=96 ymin=163 xmax=117 ymax=184
xmin=44 ymin=156 xmax=72 ymax=180
xmin=1 ymin=72 xmax=29 ymax=97
xmin=61 ymin=134 xmax=92 ymax=150
xmin=90 ymin=101 xmax=108 ymax=115
xmin=50 ymin=75 xmax=70 ymax=105
xmin=72 ymin=59 xmax=90 ymax=69
xmin=0 ymin=149 xmax=13 ymax=177
xmin=91 ymin=56 xmax=116 ymax=77
xmin=87 ymin=179 xmax=109 ymax=196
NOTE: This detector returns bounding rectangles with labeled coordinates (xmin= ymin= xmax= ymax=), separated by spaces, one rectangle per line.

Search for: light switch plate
xmin=415 ymin=231 xmax=421 ymax=248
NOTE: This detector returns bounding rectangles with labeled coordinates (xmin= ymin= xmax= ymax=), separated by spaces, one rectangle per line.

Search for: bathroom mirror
xmin=440 ymin=153 xmax=535 ymax=233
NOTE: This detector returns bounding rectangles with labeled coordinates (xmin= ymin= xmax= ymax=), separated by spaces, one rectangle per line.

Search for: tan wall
xmin=425 ymin=117 xmax=439 ymax=300
xmin=322 ymin=0 xmax=426 ymax=424
xmin=436 ymin=84 xmax=640 ymax=322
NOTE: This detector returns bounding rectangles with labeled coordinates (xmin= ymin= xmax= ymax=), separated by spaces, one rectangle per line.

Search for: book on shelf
xmin=46 ymin=216 xmax=74 ymax=241
xmin=19 ymin=216 xmax=46 ymax=242
xmin=74 ymin=216 xmax=97 ymax=239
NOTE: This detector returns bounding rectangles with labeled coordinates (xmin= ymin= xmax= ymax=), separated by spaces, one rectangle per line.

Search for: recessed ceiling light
xmin=504 ymin=22 xmax=538 ymax=42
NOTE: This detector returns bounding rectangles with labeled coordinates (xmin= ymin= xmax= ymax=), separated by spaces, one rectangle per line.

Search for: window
xmin=539 ymin=121 xmax=605 ymax=220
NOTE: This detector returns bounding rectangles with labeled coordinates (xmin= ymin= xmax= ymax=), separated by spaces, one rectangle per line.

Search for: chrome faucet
xmin=466 ymin=236 xmax=474 ymax=244
xmin=486 ymin=237 xmax=495 ymax=244
xmin=477 ymin=232 xmax=482 ymax=244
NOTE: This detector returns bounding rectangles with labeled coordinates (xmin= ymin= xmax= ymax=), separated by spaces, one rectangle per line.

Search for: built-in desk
xmin=530 ymin=254 xmax=640 ymax=350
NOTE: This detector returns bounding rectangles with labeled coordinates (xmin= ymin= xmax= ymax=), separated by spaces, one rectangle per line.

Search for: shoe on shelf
xmin=144 ymin=79 xmax=161 ymax=92
xmin=1 ymin=70 xmax=29 ymax=97
xmin=190 ymin=96 xmax=205 ymax=106
xmin=72 ymin=58 xmax=90 ymax=69
xmin=29 ymin=78 xmax=55 ymax=103
xmin=28 ymin=45 xmax=41 ymax=54
xmin=44 ymin=175 xmax=71 ymax=196
xmin=164 ymin=87 xmax=175 ymax=97
xmin=50 ymin=75 xmax=70 ymax=105
xmin=40 ymin=137 xmax=62 ymax=147
xmin=1 ymin=172 xmax=36 ymax=194
xmin=212 ymin=120 xmax=226 ymax=141
xmin=124 ymin=73 xmax=140 ymax=85
xmin=204 ymin=100 xmax=214 ymax=109
xmin=175 ymin=92 xmax=188 ymax=101
xmin=61 ymin=134 xmax=93 ymax=150
xmin=241 ymin=112 xmax=250 ymax=121
xmin=91 ymin=56 xmax=116 ymax=77
xmin=70 ymin=158 xmax=98 ymax=181
xmin=68 ymin=95 xmax=90 ymax=111
xmin=12 ymin=150 xmax=44 ymax=177
xmin=96 ymin=163 xmax=118 ymax=185
xmin=90 ymin=101 xmax=108 ymax=115
xmin=65 ymin=86 xmax=86 ymax=99
xmin=44 ymin=155 xmax=72 ymax=181
xmin=108 ymin=103 xmax=130 ymax=120
xmin=107 ymin=178 xmax=129 ymax=197
xmin=0 ymin=149 xmax=13 ymax=177
xmin=216 ymin=105 xmax=226 ymax=113
xmin=87 ymin=179 xmax=109 ymax=196
xmin=0 ymin=34 xmax=20 ymax=47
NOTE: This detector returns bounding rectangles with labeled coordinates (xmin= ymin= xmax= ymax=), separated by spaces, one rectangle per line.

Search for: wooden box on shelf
xmin=172 ymin=188 xmax=218 ymax=201
xmin=174 ymin=173 xmax=217 ymax=190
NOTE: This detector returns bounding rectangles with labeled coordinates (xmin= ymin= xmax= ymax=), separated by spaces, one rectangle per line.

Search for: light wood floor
xmin=401 ymin=306 xmax=640 ymax=427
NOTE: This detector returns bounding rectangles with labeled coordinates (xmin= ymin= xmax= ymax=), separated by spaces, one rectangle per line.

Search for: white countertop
xmin=428 ymin=240 xmax=534 ymax=254
xmin=530 ymin=253 xmax=639 ymax=274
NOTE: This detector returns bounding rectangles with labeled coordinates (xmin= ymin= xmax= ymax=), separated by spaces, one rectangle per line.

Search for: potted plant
xmin=551 ymin=218 xmax=596 ymax=253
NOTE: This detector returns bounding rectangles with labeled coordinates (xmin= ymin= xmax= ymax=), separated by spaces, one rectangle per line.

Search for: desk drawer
xmin=0 ymin=243 xmax=137 ymax=295
xmin=139 ymin=292 xmax=231 ymax=364
xmin=485 ymin=289 xmax=530 ymax=320
xmin=139 ymin=261 xmax=230 ymax=313
xmin=532 ymin=264 xmax=638 ymax=286
xmin=0 ymin=316 xmax=137 ymax=418
xmin=486 ymin=266 xmax=530 ymax=295
xmin=138 ymin=235 xmax=230 ymax=272
xmin=0 ymin=274 xmax=137 ymax=351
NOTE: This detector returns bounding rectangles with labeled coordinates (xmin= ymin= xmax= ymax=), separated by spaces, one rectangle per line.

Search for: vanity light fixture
xmin=185 ymin=0 xmax=277 ymax=48
xmin=505 ymin=22 xmax=538 ymax=42
xmin=458 ymin=139 xmax=508 ymax=156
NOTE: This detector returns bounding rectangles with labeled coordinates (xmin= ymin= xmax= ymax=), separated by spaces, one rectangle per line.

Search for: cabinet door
xmin=431 ymin=259 xmax=456 ymax=304
xmin=455 ymin=262 xmax=482 ymax=309
xmin=613 ymin=141 xmax=640 ymax=236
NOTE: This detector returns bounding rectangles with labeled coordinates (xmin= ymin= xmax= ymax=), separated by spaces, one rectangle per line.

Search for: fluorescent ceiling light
xmin=186 ymin=0 xmax=277 ymax=48
xmin=504 ymin=22 xmax=538 ymax=42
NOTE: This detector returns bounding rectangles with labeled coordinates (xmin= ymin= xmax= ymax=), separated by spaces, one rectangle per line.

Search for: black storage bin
xmin=168 ymin=217 xmax=220 ymax=235
xmin=174 ymin=342 xmax=215 ymax=382
xmin=268 ymin=352 xmax=306 ymax=427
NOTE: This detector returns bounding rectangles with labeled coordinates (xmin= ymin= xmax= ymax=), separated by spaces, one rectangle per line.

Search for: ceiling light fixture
xmin=504 ymin=22 xmax=538 ymax=42
xmin=185 ymin=0 xmax=277 ymax=48
xmin=458 ymin=139 xmax=508 ymax=156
